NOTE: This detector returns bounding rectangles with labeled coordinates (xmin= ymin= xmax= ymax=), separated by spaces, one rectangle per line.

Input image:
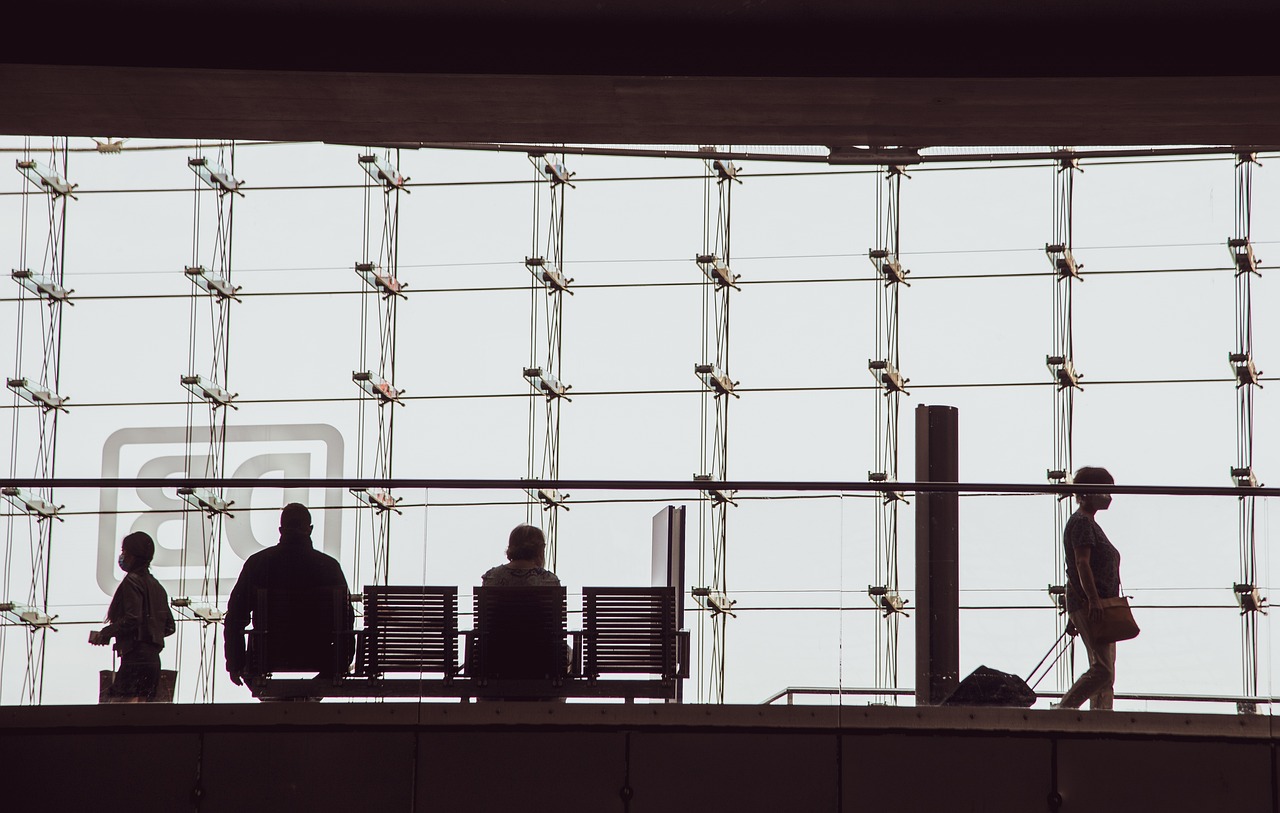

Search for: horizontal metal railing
xmin=761 ymin=686 xmax=1280 ymax=708
xmin=4 ymin=477 xmax=1280 ymax=498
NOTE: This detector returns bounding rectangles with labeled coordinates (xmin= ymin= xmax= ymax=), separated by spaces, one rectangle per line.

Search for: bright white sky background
xmin=0 ymin=138 xmax=1277 ymax=710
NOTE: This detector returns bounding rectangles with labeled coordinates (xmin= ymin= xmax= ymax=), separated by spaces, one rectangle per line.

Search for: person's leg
xmin=1088 ymin=640 xmax=1116 ymax=710
xmin=1058 ymin=611 xmax=1114 ymax=709
xmin=108 ymin=654 xmax=147 ymax=701
xmin=110 ymin=650 xmax=161 ymax=701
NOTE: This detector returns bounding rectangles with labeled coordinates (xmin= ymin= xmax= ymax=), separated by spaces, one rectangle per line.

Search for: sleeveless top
xmin=481 ymin=565 xmax=561 ymax=587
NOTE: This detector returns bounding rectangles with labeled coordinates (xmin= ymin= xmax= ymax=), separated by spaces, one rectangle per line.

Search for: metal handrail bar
xmin=4 ymin=478 xmax=1280 ymax=498
xmin=762 ymin=686 xmax=1280 ymax=706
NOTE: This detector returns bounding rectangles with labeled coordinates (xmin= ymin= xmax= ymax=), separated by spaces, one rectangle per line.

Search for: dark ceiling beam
xmin=3 ymin=1 xmax=1280 ymax=145
xmin=5 ymin=65 xmax=1280 ymax=147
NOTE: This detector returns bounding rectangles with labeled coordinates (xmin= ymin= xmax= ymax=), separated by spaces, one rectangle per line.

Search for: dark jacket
xmin=223 ymin=535 xmax=355 ymax=674
xmin=103 ymin=570 xmax=176 ymax=655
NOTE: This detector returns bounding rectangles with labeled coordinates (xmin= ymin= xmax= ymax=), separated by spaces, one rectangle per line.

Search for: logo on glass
xmin=97 ymin=424 xmax=344 ymax=597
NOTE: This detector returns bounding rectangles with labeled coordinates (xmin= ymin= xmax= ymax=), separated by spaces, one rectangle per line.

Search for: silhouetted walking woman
xmin=89 ymin=531 xmax=176 ymax=702
xmin=1057 ymin=466 xmax=1122 ymax=710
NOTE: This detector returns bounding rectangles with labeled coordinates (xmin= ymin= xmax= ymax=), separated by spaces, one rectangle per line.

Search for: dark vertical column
xmin=652 ymin=505 xmax=687 ymax=702
xmin=915 ymin=404 xmax=959 ymax=705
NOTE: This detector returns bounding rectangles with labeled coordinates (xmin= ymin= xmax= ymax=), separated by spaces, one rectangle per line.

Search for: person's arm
xmin=337 ymin=570 xmax=356 ymax=670
xmin=223 ymin=565 xmax=253 ymax=684
xmin=1073 ymin=544 xmax=1103 ymax=622
xmin=94 ymin=578 xmax=143 ymax=645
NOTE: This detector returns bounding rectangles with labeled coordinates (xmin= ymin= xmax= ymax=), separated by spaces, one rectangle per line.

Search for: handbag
xmin=1091 ymin=596 xmax=1140 ymax=644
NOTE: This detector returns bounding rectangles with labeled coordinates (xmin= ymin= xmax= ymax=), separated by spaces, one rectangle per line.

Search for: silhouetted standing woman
xmin=89 ymin=531 xmax=176 ymax=701
xmin=1058 ymin=466 xmax=1121 ymax=710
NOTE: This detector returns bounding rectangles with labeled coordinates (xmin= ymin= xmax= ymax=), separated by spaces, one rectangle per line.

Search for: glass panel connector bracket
xmin=358 ymin=153 xmax=411 ymax=192
xmin=1045 ymin=243 xmax=1083 ymax=280
xmin=695 ymin=363 xmax=739 ymax=398
xmin=524 ymin=367 xmax=572 ymax=401
xmin=184 ymin=266 xmax=242 ymax=302
xmin=1047 ymin=469 xmax=1074 ymax=500
xmin=355 ymin=262 xmax=407 ymax=299
xmin=1 ymin=486 xmax=64 ymax=521
xmin=15 ymin=159 xmax=77 ymax=198
xmin=188 ymin=156 xmax=244 ymax=196
xmin=351 ymin=487 xmax=403 ymax=514
xmin=540 ymin=160 xmax=576 ymax=188
xmin=526 ymin=486 xmax=570 ymax=512
xmin=1234 ymin=583 xmax=1268 ymax=615
xmin=693 ymin=474 xmax=737 ymax=506
xmin=177 ymin=487 xmax=234 ymax=518
xmin=0 ymin=602 xmax=58 ymax=630
xmin=6 ymin=377 xmax=70 ymax=412
xmin=11 ymin=269 xmax=73 ymax=304
xmin=691 ymin=587 xmax=737 ymax=617
xmin=869 ymin=250 xmax=911 ymax=286
xmin=170 ymin=598 xmax=224 ymax=625
xmin=825 ymin=147 xmax=921 ymax=166
xmin=867 ymin=585 xmax=909 ymax=618
xmin=525 ymin=257 xmax=573 ymax=294
xmin=353 ymin=371 xmax=404 ymax=405
xmin=868 ymin=359 xmax=909 ymax=395
xmin=695 ymin=255 xmax=741 ymax=290
xmin=867 ymin=471 xmax=906 ymax=503
xmin=181 ymin=374 xmax=238 ymax=409
xmin=1055 ymin=152 xmax=1082 ymax=172
xmin=1045 ymin=355 xmax=1082 ymax=390
xmin=1047 ymin=583 xmax=1067 ymax=612
xmin=1232 ymin=466 xmax=1261 ymax=489
xmin=92 ymin=138 xmax=127 ymax=154
xmin=1230 ymin=353 xmax=1263 ymax=388
xmin=1229 ymin=238 xmax=1261 ymax=276
xmin=712 ymin=159 xmax=743 ymax=184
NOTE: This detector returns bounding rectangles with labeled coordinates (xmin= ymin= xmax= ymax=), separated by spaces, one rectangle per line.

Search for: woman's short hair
xmin=507 ymin=524 xmax=546 ymax=561
xmin=1073 ymin=466 xmax=1114 ymax=492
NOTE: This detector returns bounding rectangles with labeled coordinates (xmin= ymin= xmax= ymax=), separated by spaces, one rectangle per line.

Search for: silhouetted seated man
xmin=224 ymin=503 xmax=355 ymax=688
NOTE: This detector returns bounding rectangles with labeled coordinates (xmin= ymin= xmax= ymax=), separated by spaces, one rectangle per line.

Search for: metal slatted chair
xmin=246 ymin=586 xmax=351 ymax=678
xmin=470 ymin=586 xmax=568 ymax=683
xmin=583 ymin=587 xmax=686 ymax=682
xmin=356 ymin=586 xmax=458 ymax=679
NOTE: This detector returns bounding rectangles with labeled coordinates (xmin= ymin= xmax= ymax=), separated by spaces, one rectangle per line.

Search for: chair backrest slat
xmin=250 ymin=586 xmax=349 ymax=675
xmin=358 ymin=586 xmax=458 ymax=676
xmin=472 ymin=586 xmax=567 ymax=680
xmin=583 ymin=587 xmax=678 ymax=679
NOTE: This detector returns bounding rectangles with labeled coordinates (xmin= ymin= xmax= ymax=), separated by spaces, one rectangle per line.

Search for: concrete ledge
xmin=1 ymin=701 xmax=1272 ymax=740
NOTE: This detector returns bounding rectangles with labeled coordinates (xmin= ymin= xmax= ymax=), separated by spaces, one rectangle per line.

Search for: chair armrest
xmin=461 ymin=630 xmax=475 ymax=676
xmin=676 ymin=630 xmax=691 ymax=679
xmin=352 ymin=630 xmax=368 ymax=677
xmin=569 ymin=631 xmax=583 ymax=678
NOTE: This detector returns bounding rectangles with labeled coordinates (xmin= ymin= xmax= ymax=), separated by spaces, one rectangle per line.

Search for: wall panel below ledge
xmin=1 ymin=704 xmax=1276 ymax=813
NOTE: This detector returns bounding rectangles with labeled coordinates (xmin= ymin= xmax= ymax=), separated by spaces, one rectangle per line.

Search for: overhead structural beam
xmin=7 ymin=66 xmax=1280 ymax=146
xmin=7 ymin=2 xmax=1280 ymax=79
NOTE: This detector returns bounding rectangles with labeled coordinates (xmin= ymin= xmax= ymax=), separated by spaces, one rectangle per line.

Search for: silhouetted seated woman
xmin=476 ymin=524 xmax=571 ymax=691
xmin=482 ymin=524 xmax=561 ymax=587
